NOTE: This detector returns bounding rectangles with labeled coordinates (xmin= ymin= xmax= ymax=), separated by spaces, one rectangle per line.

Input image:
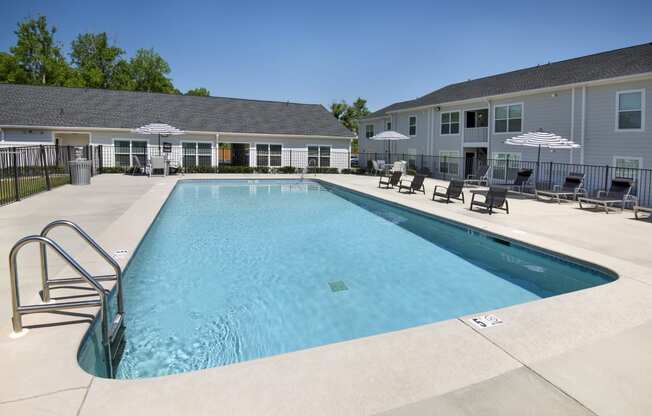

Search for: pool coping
xmin=3 ymin=173 xmax=652 ymax=415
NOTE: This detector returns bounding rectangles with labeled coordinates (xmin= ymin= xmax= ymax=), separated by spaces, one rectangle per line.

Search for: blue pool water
xmin=79 ymin=180 xmax=615 ymax=379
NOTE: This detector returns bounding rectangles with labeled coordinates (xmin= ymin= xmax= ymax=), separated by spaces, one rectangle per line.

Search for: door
xmin=465 ymin=152 xmax=475 ymax=178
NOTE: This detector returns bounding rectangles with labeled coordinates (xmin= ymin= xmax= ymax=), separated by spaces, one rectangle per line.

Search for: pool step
xmin=109 ymin=312 xmax=126 ymax=372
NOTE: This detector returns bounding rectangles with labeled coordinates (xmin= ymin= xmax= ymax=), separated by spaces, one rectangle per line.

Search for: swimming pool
xmin=79 ymin=179 xmax=615 ymax=379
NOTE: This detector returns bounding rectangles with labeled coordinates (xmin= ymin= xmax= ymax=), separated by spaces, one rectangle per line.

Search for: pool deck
xmin=2 ymin=173 xmax=652 ymax=416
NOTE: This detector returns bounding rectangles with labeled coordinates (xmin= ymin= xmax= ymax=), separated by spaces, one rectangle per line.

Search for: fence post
xmin=505 ymin=156 xmax=510 ymax=184
xmin=12 ymin=147 xmax=20 ymax=201
xmin=67 ymin=146 xmax=73 ymax=182
xmin=604 ymin=165 xmax=610 ymax=191
xmin=548 ymin=161 xmax=553 ymax=189
xmin=98 ymin=145 xmax=103 ymax=173
xmin=289 ymin=149 xmax=292 ymax=168
xmin=40 ymin=145 xmax=51 ymax=190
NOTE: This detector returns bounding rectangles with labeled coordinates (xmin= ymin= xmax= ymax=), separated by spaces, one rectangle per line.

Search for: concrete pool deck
xmin=1 ymin=173 xmax=651 ymax=415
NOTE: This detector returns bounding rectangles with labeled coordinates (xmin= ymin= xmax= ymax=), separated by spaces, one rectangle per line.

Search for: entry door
xmin=465 ymin=152 xmax=475 ymax=178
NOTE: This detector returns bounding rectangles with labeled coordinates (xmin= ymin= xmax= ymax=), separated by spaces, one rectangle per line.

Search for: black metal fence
xmin=359 ymin=152 xmax=652 ymax=207
xmin=94 ymin=145 xmax=352 ymax=172
xmin=0 ymin=145 xmax=98 ymax=206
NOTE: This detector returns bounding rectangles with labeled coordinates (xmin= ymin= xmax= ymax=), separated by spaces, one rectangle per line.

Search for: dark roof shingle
xmin=365 ymin=42 xmax=652 ymax=118
xmin=0 ymin=84 xmax=354 ymax=137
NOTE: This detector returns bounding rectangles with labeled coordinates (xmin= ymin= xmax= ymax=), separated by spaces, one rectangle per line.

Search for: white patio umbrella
xmin=504 ymin=130 xmax=581 ymax=184
xmin=368 ymin=130 xmax=410 ymax=156
xmin=131 ymin=123 xmax=185 ymax=153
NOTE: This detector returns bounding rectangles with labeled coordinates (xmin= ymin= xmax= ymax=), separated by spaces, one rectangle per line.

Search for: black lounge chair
xmin=464 ymin=165 xmax=490 ymax=186
xmin=398 ymin=174 xmax=426 ymax=194
xmin=432 ymin=179 xmax=465 ymax=203
xmin=379 ymin=171 xmax=402 ymax=189
xmin=509 ymin=168 xmax=533 ymax=193
xmin=535 ymin=172 xmax=587 ymax=203
xmin=578 ymin=177 xmax=635 ymax=213
xmin=469 ymin=186 xmax=510 ymax=214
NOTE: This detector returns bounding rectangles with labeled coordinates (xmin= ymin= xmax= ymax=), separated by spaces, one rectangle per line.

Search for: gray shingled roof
xmin=0 ymin=84 xmax=354 ymax=137
xmin=366 ymin=42 xmax=652 ymax=119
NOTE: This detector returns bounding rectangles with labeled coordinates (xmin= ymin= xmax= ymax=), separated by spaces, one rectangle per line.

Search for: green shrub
xmin=254 ymin=166 xmax=270 ymax=174
xmin=407 ymin=169 xmax=417 ymax=176
xmin=341 ymin=168 xmax=352 ymax=174
xmin=217 ymin=165 xmax=254 ymax=174
xmin=185 ymin=165 xmax=219 ymax=173
xmin=100 ymin=167 xmax=126 ymax=174
xmin=276 ymin=166 xmax=296 ymax=174
xmin=307 ymin=167 xmax=339 ymax=174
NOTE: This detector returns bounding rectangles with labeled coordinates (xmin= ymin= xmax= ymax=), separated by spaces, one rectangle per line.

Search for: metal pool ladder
xmin=8 ymin=220 xmax=125 ymax=378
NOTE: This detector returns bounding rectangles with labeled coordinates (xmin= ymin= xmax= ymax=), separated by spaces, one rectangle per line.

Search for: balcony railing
xmin=464 ymin=127 xmax=488 ymax=143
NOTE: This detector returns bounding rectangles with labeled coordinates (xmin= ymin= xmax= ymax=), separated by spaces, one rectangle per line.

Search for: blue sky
xmin=1 ymin=0 xmax=651 ymax=111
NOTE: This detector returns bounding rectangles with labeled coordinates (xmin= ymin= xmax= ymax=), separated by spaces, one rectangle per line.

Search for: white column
xmin=215 ymin=133 xmax=219 ymax=168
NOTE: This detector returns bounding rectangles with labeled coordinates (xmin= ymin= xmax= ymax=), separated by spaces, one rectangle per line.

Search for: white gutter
xmin=0 ymin=125 xmax=355 ymax=140
xmin=361 ymin=71 xmax=652 ymax=118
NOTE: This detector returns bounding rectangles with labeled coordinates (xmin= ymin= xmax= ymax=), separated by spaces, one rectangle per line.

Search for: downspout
xmin=570 ymin=88 xmax=575 ymax=164
xmin=581 ymin=86 xmax=586 ymax=165
xmin=215 ymin=133 xmax=220 ymax=168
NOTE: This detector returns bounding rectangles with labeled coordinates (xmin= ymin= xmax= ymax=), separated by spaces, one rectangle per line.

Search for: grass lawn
xmin=0 ymin=174 xmax=70 ymax=206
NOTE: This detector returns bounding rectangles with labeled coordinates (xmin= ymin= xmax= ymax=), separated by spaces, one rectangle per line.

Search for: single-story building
xmin=0 ymin=84 xmax=355 ymax=170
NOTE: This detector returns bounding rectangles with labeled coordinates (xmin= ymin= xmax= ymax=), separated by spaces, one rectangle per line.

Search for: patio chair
xmin=633 ymin=199 xmax=652 ymax=220
xmin=577 ymin=177 xmax=635 ymax=213
xmin=398 ymin=174 xmax=426 ymax=194
xmin=535 ymin=172 xmax=587 ymax=203
xmin=150 ymin=156 xmax=167 ymax=177
xmin=464 ymin=165 xmax=490 ymax=186
xmin=378 ymin=171 xmax=402 ymax=189
xmin=508 ymin=168 xmax=533 ymax=193
xmin=469 ymin=186 xmax=510 ymax=215
xmin=432 ymin=179 xmax=465 ymax=203
xmin=129 ymin=155 xmax=147 ymax=176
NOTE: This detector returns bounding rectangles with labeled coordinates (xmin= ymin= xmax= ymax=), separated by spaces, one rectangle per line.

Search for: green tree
xmin=0 ymin=52 xmax=27 ymax=83
xmin=107 ymin=60 xmax=135 ymax=90
xmin=330 ymin=101 xmax=348 ymax=120
xmin=10 ymin=16 xmax=69 ymax=85
xmin=70 ymin=32 xmax=125 ymax=89
xmin=129 ymin=48 xmax=175 ymax=93
xmin=186 ymin=87 xmax=210 ymax=96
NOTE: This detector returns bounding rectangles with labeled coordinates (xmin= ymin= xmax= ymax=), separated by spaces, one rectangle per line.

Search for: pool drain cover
xmin=328 ymin=280 xmax=348 ymax=292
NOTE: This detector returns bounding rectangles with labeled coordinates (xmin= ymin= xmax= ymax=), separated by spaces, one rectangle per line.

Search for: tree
xmin=129 ymin=48 xmax=175 ymax=93
xmin=330 ymin=101 xmax=348 ymax=120
xmin=70 ymin=32 xmax=125 ymax=89
xmin=0 ymin=52 xmax=27 ymax=83
xmin=186 ymin=87 xmax=210 ymax=96
xmin=107 ymin=60 xmax=135 ymax=90
xmin=10 ymin=16 xmax=69 ymax=85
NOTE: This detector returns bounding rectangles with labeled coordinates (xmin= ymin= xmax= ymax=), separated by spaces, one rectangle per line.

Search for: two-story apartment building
xmin=359 ymin=42 xmax=652 ymax=179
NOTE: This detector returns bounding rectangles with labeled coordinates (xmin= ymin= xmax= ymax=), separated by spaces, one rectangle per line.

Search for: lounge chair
xmin=634 ymin=199 xmax=652 ymax=219
xmin=398 ymin=174 xmax=426 ymax=194
xmin=469 ymin=186 xmax=510 ymax=214
xmin=390 ymin=161 xmax=407 ymax=174
xmin=432 ymin=179 xmax=465 ymax=203
xmin=508 ymin=168 xmax=533 ymax=193
xmin=464 ymin=165 xmax=490 ymax=186
xmin=535 ymin=172 xmax=586 ymax=203
xmin=378 ymin=171 xmax=402 ymax=189
xmin=577 ymin=177 xmax=634 ymax=213
xmin=129 ymin=155 xmax=147 ymax=176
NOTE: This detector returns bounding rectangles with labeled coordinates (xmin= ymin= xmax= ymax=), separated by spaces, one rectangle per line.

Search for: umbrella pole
xmin=158 ymin=134 xmax=161 ymax=155
xmin=536 ymin=144 xmax=541 ymax=187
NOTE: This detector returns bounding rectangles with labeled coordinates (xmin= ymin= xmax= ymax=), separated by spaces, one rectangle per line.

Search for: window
xmin=616 ymin=90 xmax=644 ymax=131
xmin=494 ymin=104 xmax=522 ymax=133
xmin=365 ymin=124 xmax=375 ymax=138
xmin=408 ymin=116 xmax=417 ymax=136
xmin=440 ymin=111 xmax=460 ymax=135
xmin=114 ymin=139 xmax=147 ymax=167
xmin=492 ymin=152 xmax=521 ymax=181
xmin=439 ymin=150 xmax=460 ymax=175
xmin=182 ymin=142 xmax=212 ymax=167
xmin=613 ymin=157 xmax=642 ymax=179
xmin=386 ymin=120 xmax=392 ymax=131
xmin=308 ymin=146 xmax=331 ymax=167
xmin=466 ymin=109 xmax=488 ymax=128
xmin=256 ymin=144 xmax=282 ymax=167
xmin=408 ymin=148 xmax=417 ymax=170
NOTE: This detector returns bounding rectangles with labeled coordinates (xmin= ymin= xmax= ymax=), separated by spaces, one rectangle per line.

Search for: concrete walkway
xmin=1 ymin=174 xmax=651 ymax=415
